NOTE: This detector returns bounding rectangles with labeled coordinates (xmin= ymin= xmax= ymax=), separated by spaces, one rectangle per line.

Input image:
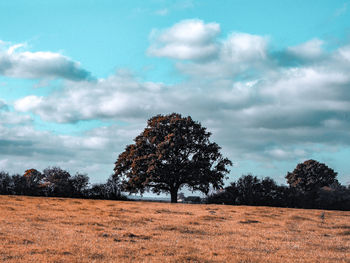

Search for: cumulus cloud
xmin=148 ymin=19 xmax=220 ymax=60
xmin=5 ymin=20 xmax=350 ymax=183
xmin=13 ymin=58 xmax=350 ymax=164
xmin=0 ymin=100 xmax=32 ymax=125
xmin=174 ymin=31 xmax=271 ymax=79
xmin=0 ymin=103 xmax=143 ymax=182
xmin=287 ymin=39 xmax=324 ymax=59
xmin=221 ymin=33 xmax=268 ymax=62
xmin=15 ymin=71 xmax=180 ymax=123
xmin=0 ymin=41 xmax=92 ymax=81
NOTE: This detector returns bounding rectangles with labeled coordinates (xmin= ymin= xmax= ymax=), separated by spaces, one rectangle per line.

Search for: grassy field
xmin=0 ymin=195 xmax=349 ymax=263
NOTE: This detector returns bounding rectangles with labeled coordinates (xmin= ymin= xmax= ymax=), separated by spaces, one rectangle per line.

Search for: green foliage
xmin=114 ymin=113 xmax=232 ymax=203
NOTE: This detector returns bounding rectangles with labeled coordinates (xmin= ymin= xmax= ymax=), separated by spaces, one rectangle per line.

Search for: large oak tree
xmin=114 ymin=113 xmax=232 ymax=203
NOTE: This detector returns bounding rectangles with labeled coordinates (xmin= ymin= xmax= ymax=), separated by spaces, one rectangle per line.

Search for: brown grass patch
xmin=338 ymin=231 xmax=350 ymax=236
xmin=155 ymin=224 xmax=206 ymax=235
xmin=200 ymin=215 xmax=226 ymax=221
xmin=155 ymin=208 xmax=193 ymax=215
xmin=289 ymin=215 xmax=314 ymax=221
xmin=0 ymin=195 xmax=350 ymax=262
xmin=332 ymin=225 xmax=350 ymax=229
xmin=240 ymin=219 xmax=260 ymax=224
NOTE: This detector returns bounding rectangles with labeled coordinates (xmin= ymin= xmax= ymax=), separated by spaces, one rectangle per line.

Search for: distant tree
xmin=207 ymin=175 xmax=287 ymax=207
xmin=0 ymin=171 xmax=12 ymax=195
xmin=234 ymin=174 xmax=262 ymax=205
xmin=114 ymin=113 xmax=232 ymax=203
xmin=88 ymin=184 xmax=107 ymax=199
xmin=177 ymin=192 xmax=185 ymax=201
xmin=105 ymin=175 xmax=123 ymax=200
xmin=23 ymin=169 xmax=44 ymax=195
xmin=69 ymin=173 xmax=89 ymax=197
xmin=259 ymin=177 xmax=284 ymax=206
xmin=315 ymin=183 xmax=350 ymax=211
xmin=43 ymin=167 xmax=71 ymax=197
xmin=286 ymin=160 xmax=337 ymax=193
xmin=11 ymin=174 xmax=27 ymax=195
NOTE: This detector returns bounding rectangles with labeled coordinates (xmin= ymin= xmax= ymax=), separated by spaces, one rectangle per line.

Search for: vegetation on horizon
xmin=0 ymin=167 xmax=125 ymax=200
xmin=1 ymin=113 xmax=349 ymax=210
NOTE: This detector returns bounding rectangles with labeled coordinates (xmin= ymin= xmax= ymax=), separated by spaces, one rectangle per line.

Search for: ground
xmin=0 ymin=195 xmax=349 ymax=262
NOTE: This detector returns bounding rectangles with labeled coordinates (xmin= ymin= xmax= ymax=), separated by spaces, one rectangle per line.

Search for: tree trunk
xmin=170 ymin=188 xmax=178 ymax=203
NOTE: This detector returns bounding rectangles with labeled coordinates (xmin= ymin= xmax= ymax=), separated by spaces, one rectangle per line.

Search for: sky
xmin=1 ymin=0 xmax=350 ymax=187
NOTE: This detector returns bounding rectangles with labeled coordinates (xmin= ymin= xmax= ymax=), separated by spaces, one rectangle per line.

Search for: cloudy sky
xmin=1 ymin=0 xmax=350 ymax=185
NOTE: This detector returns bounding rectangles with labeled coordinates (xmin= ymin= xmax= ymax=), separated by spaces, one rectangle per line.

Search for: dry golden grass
xmin=0 ymin=195 xmax=349 ymax=263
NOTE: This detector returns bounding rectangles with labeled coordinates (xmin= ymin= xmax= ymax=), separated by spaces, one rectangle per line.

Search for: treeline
xmin=0 ymin=167 xmax=126 ymax=200
xmin=207 ymin=168 xmax=350 ymax=211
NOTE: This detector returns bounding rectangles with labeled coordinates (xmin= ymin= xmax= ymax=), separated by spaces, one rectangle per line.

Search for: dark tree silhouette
xmin=88 ymin=184 xmax=107 ymax=199
xmin=235 ymin=174 xmax=261 ymax=205
xmin=286 ymin=159 xmax=337 ymax=193
xmin=43 ymin=167 xmax=71 ymax=196
xmin=114 ymin=113 xmax=232 ymax=203
xmin=0 ymin=171 xmax=12 ymax=195
xmin=69 ymin=173 xmax=89 ymax=197
xmin=11 ymin=174 xmax=27 ymax=195
xmin=208 ymin=175 xmax=293 ymax=207
xmin=23 ymin=169 xmax=44 ymax=195
xmin=105 ymin=175 xmax=123 ymax=200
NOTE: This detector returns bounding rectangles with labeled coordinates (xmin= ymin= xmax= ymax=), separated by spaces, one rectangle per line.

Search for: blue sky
xmin=1 ymin=0 xmax=350 ymax=187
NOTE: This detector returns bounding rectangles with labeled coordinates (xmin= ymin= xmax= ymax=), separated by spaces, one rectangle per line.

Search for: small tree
xmin=43 ymin=167 xmax=71 ymax=197
xmin=88 ymin=184 xmax=107 ymax=199
xmin=23 ymin=169 xmax=44 ymax=195
xmin=286 ymin=159 xmax=337 ymax=193
xmin=0 ymin=171 xmax=12 ymax=195
xmin=114 ymin=113 xmax=232 ymax=203
xmin=12 ymin=174 xmax=28 ymax=195
xmin=69 ymin=173 xmax=90 ymax=197
xmin=105 ymin=175 xmax=123 ymax=200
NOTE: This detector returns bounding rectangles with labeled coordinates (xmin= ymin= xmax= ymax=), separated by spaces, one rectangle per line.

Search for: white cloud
xmin=0 ymin=41 xmax=92 ymax=81
xmin=287 ymin=39 xmax=324 ymax=59
xmin=4 ymin=20 xmax=350 ymax=182
xmin=337 ymin=45 xmax=350 ymax=61
xmin=0 ymin=100 xmax=32 ymax=125
xmin=15 ymin=71 xmax=177 ymax=123
xmin=172 ymin=29 xmax=271 ymax=79
xmin=13 ymin=50 xmax=350 ymax=164
xmin=221 ymin=33 xmax=268 ymax=62
xmin=0 ymin=104 xmax=144 ymax=182
xmin=14 ymin=95 xmax=43 ymax=112
xmin=148 ymin=19 xmax=220 ymax=60
xmin=7 ymin=43 xmax=26 ymax=55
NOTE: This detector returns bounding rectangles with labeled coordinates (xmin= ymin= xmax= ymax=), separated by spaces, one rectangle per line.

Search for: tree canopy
xmin=285 ymin=159 xmax=337 ymax=193
xmin=114 ymin=113 xmax=232 ymax=203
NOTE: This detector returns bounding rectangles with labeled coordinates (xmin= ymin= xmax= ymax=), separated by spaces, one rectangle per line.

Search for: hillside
xmin=0 ymin=195 xmax=349 ymax=262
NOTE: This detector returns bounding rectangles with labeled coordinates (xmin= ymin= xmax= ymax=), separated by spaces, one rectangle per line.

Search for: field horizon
xmin=1 ymin=195 xmax=349 ymax=262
